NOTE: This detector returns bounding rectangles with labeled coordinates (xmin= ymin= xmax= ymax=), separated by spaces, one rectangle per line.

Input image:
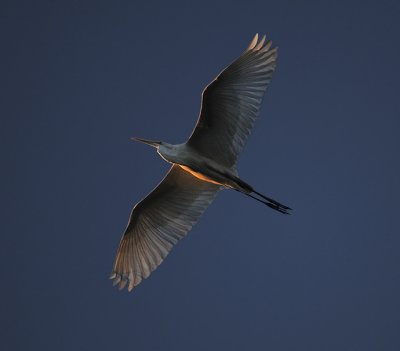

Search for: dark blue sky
xmin=2 ymin=0 xmax=400 ymax=350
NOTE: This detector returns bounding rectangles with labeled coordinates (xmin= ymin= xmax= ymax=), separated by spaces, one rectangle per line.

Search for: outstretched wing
xmin=187 ymin=34 xmax=278 ymax=168
xmin=110 ymin=165 xmax=220 ymax=291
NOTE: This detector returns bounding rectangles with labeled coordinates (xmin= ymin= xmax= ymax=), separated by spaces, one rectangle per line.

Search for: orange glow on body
xmin=179 ymin=165 xmax=223 ymax=186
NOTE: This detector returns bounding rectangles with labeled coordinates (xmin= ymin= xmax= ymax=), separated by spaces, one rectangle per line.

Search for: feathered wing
xmin=187 ymin=33 xmax=278 ymax=168
xmin=110 ymin=165 xmax=220 ymax=291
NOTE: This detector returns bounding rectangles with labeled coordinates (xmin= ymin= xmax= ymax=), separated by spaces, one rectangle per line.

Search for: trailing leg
xmin=235 ymin=189 xmax=291 ymax=214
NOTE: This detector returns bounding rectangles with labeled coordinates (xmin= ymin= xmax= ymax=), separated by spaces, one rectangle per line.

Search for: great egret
xmin=110 ymin=33 xmax=291 ymax=291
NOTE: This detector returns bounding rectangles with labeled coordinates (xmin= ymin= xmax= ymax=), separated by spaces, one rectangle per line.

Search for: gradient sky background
xmin=2 ymin=0 xmax=400 ymax=350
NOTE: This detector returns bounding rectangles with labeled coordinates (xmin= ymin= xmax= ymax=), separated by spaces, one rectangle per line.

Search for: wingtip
xmin=110 ymin=267 xmax=140 ymax=292
xmin=118 ymin=279 xmax=127 ymax=290
xmin=246 ymin=33 xmax=259 ymax=51
xmin=112 ymin=275 xmax=121 ymax=286
xmin=254 ymin=34 xmax=266 ymax=50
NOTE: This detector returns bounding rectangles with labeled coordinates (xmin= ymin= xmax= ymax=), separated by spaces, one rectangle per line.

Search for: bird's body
xmin=110 ymin=34 xmax=291 ymax=291
xmin=157 ymin=142 xmax=239 ymax=188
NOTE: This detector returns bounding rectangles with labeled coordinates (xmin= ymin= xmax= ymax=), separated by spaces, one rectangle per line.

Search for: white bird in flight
xmin=110 ymin=33 xmax=291 ymax=291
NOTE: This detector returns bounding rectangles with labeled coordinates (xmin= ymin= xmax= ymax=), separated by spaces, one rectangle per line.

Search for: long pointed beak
xmin=131 ymin=137 xmax=161 ymax=148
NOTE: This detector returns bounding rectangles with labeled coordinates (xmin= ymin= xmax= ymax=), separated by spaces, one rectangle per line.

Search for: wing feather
xmin=187 ymin=34 xmax=278 ymax=167
xmin=111 ymin=165 xmax=220 ymax=291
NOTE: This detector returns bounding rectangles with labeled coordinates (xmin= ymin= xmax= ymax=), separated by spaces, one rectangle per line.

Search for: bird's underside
xmin=110 ymin=34 xmax=291 ymax=292
xmin=177 ymin=163 xmax=290 ymax=214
